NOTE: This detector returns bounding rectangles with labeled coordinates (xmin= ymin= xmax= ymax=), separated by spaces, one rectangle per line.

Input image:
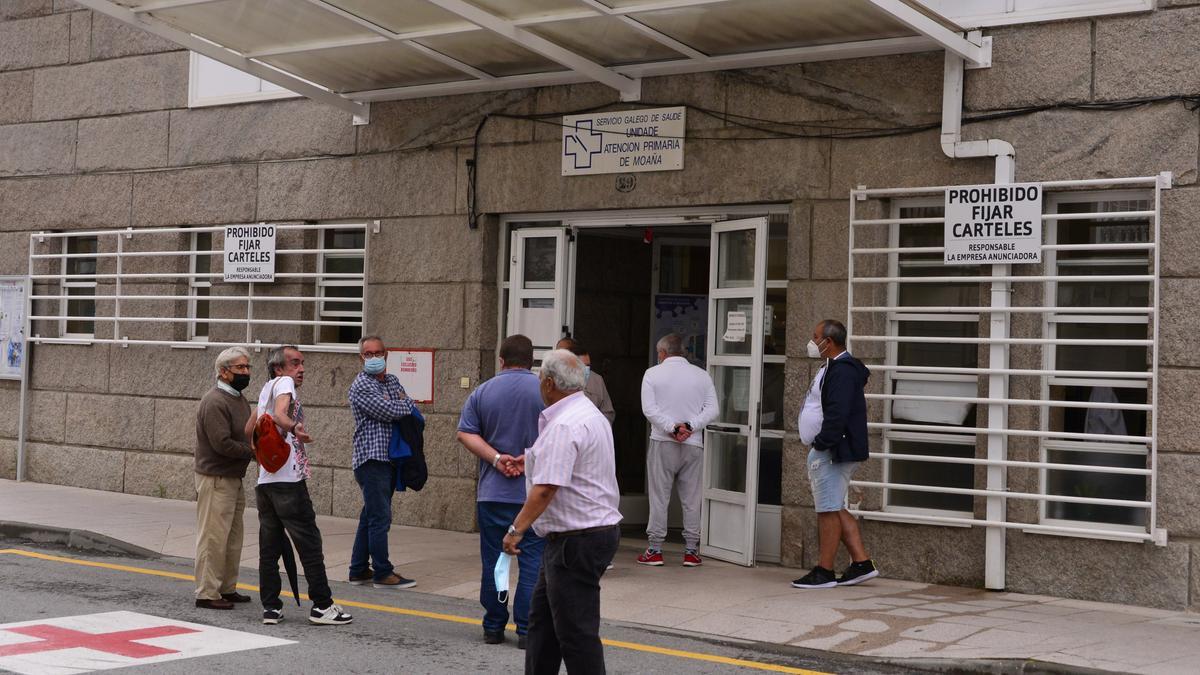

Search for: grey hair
xmin=655 ymin=333 xmax=685 ymax=356
xmin=819 ymin=319 xmax=848 ymax=348
xmin=358 ymin=334 xmax=385 ymax=353
xmin=540 ymin=349 xmax=586 ymax=392
xmin=267 ymin=345 xmax=300 ymax=379
xmin=214 ymin=346 xmax=250 ymax=377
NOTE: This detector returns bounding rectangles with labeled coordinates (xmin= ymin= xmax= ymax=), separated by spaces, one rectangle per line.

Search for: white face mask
xmin=806 ymin=339 xmax=823 ymax=359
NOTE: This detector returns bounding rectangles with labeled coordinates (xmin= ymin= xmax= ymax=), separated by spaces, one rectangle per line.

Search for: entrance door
xmin=507 ymin=228 xmax=574 ymax=362
xmin=700 ymin=217 xmax=768 ymax=566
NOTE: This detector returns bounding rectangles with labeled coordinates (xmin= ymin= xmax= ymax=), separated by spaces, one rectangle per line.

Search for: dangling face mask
xmin=363 ymin=356 xmax=386 ymax=375
xmin=493 ymin=552 xmax=514 ymax=604
xmin=806 ymin=338 xmax=825 ymax=359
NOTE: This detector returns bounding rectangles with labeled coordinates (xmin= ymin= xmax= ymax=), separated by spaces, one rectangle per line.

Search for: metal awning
xmin=77 ymin=0 xmax=988 ymax=124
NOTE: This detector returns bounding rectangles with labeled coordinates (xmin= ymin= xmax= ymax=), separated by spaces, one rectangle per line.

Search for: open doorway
xmin=501 ymin=208 xmax=788 ymax=565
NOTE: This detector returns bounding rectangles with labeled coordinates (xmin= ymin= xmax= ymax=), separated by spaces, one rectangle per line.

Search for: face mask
xmin=806 ymin=339 xmax=823 ymax=359
xmin=363 ymin=356 xmax=386 ymax=375
xmin=583 ymin=365 xmax=591 ymax=383
xmin=230 ymin=373 xmax=251 ymax=391
xmin=494 ymin=552 xmax=514 ymax=604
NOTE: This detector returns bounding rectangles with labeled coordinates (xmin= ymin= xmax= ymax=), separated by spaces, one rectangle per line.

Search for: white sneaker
xmin=309 ymin=603 xmax=353 ymax=625
xmin=262 ymin=609 xmax=283 ymax=625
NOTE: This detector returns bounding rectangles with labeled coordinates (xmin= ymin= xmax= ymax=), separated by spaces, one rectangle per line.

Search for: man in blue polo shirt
xmin=456 ymin=334 xmax=546 ymax=649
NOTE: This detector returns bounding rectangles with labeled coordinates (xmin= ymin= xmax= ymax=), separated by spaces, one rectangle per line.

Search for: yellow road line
xmin=0 ymin=548 xmax=827 ymax=675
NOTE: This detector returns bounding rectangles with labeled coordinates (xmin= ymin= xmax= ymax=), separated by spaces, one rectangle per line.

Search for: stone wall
xmin=1 ymin=2 xmax=1199 ymax=608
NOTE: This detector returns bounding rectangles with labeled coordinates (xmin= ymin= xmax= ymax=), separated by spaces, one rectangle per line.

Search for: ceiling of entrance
xmin=80 ymin=0 xmax=983 ymax=119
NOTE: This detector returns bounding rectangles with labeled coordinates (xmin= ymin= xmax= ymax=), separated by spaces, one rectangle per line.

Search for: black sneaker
xmin=309 ymin=603 xmax=353 ymax=625
xmin=262 ymin=609 xmax=283 ymax=625
xmin=517 ymin=635 xmax=527 ymax=650
xmin=791 ymin=566 xmax=837 ymax=589
xmin=837 ymin=559 xmax=880 ymax=586
xmin=484 ymin=631 xmax=505 ymax=645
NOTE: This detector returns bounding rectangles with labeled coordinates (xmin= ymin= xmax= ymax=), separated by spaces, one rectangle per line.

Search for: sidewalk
xmin=3 ymin=479 xmax=1199 ymax=673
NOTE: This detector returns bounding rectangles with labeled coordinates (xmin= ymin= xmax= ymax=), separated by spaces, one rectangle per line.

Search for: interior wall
xmin=573 ymin=232 xmax=652 ymax=503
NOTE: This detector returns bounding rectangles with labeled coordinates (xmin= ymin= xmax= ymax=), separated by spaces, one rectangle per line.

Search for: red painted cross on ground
xmin=0 ymin=624 xmax=200 ymax=658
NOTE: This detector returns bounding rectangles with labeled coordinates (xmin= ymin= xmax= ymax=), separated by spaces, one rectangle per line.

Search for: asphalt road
xmin=0 ymin=541 xmax=916 ymax=675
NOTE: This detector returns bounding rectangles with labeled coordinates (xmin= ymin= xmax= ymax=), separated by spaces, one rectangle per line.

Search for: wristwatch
xmin=507 ymin=524 xmax=523 ymax=537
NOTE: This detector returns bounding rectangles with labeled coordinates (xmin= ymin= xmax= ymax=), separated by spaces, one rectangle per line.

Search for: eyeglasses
xmin=225 ymin=364 xmax=251 ymax=373
xmin=362 ymin=351 xmax=386 ymax=359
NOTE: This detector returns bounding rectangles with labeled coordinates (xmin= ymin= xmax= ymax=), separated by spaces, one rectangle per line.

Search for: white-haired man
xmin=194 ymin=346 xmax=256 ymax=610
xmin=502 ymin=349 xmax=622 ymax=675
xmin=638 ymin=333 xmax=719 ymax=567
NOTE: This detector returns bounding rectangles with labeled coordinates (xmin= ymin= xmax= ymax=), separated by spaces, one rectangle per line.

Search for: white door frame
xmin=700 ymin=216 xmax=769 ymax=566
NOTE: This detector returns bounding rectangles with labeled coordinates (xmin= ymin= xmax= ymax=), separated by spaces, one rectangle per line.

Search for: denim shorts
xmin=808 ymin=448 xmax=861 ymax=513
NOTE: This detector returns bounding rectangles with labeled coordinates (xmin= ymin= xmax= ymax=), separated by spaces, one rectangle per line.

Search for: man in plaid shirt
xmin=347 ymin=335 xmax=418 ymax=590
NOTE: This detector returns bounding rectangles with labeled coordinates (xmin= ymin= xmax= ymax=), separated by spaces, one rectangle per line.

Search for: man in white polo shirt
xmin=638 ymin=333 xmax=719 ymax=567
xmin=502 ymin=349 xmax=621 ymax=675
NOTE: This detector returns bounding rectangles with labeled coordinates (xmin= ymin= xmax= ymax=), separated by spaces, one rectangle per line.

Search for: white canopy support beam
xmin=351 ymin=35 xmax=937 ymax=102
xmin=866 ymin=0 xmax=990 ymax=67
xmin=130 ymin=0 xmax=224 ymax=12
xmin=73 ymin=0 xmax=371 ymax=124
xmin=424 ymin=0 xmax=642 ymax=101
xmin=575 ymin=0 xmax=711 ymax=61
xmin=300 ymin=0 xmax=495 ymax=81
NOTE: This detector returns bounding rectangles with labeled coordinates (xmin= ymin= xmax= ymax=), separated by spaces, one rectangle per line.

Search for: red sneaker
xmin=636 ymin=549 xmax=664 ymax=566
xmin=682 ymin=551 xmax=702 ymax=567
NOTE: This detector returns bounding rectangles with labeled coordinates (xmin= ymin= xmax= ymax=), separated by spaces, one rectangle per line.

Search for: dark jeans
xmin=257 ymin=481 xmax=333 ymax=611
xmin=478 ymin=501 xmax=545 ymax=636
xmin=349 ymin=460 xmax=397 ymax=581
xmin=525 ymin=525 xmax=620 ymax=675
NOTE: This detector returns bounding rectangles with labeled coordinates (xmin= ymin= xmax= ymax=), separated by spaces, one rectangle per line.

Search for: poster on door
xmin=653 ymin=294 xmax=707 ymax=368
xmin=0 ymin=277 xmax=27 ymax=380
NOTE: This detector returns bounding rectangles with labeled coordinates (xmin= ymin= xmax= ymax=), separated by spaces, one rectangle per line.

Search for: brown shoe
xmin=195 ymin=598 xmax=235 ymax=610
xmin=373 ymin=573 xmax=417 ymax=589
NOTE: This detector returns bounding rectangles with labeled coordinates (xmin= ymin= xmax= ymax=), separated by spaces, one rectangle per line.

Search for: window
xmin=189 ymin=231 xmax=213 ymax=341
xmin=316 ymin=227 xmax=366 ymax=345
xmin=61 ymin=236 xmax=98 ymax=337
xmin=916 ymin=0 xmax=1153 ymax=28
xmin=188 ymin=53 xmax=299 ymax=108
xmin=884 ymin=202 xmax=980 ymax=515
xmin=1041 ymin=192 xmax=1153 ymax=530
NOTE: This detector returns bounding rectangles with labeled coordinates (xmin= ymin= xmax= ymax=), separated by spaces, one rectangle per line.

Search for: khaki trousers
xmin=194 ymin=473 xmax=246 ymax=600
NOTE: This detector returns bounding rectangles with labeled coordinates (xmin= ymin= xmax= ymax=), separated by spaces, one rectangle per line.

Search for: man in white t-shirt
xmin=255 ymin=345 xmax=352 ymax=627
xmin=638 ymin=333 xmax=719 ymax=567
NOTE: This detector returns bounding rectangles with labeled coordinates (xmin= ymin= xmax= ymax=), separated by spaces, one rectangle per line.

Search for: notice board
xmin=386 ymin=349 xmax=435 ymax=404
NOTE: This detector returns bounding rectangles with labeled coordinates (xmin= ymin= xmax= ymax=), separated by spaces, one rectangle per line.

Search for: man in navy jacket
xmin=792 ymin=319 xmax=879 ymax=589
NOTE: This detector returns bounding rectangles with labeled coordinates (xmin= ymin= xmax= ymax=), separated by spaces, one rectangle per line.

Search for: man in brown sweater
xmin=194 ymin=346 xmax=257 ymax=610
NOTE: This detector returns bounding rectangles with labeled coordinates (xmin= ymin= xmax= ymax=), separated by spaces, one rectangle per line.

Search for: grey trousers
xmin=645 ymin=439 xmax=703 ymax=550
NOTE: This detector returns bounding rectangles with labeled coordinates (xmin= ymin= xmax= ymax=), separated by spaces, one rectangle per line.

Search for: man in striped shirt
xmin=503 ymin=349 xmax=621 ymax=675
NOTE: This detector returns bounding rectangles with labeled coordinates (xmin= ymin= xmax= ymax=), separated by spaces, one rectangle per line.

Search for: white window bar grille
xmin=26 ymin=222 xmax=368 ymax=353
xmin=315 ymin=226 xmax=367 ymax=347
xmin=188 ymin=230 xmax=213 ymax=342
xmin=846 ymin=174 xmax=1168 ymax=545
xmin=60 ymin=235 xmax=98 ymax=339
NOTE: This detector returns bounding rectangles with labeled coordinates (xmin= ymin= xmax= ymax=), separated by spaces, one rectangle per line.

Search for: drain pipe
xmin=940 ymin=51 xmax=1013 ymax=593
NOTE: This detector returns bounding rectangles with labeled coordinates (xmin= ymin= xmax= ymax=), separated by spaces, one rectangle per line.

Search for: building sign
xmin=386 ymin=349 xmax=435 ymax=404
xmin=223 ymin=224 xmax=276 ymax=282
xmin=944 ymin=183 xmax=1043 ymax=264
xmin=0 ymin=277 xmax=26 ymax=381
xmin=562 ymin=107 xmax=685 ymax=176
xmin=0 ymin=611 xmax=292 ymax=674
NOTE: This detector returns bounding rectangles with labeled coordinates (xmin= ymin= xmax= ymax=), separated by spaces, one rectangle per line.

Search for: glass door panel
xmin=508 ymin=227 xmax=573 ymax=362
xmin=701 ymin=217 xmax=767 ymax=566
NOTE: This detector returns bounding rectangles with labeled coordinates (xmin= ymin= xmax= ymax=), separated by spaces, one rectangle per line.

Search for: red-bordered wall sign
xmin=386 ymin=349 xmax=435 ymax=404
